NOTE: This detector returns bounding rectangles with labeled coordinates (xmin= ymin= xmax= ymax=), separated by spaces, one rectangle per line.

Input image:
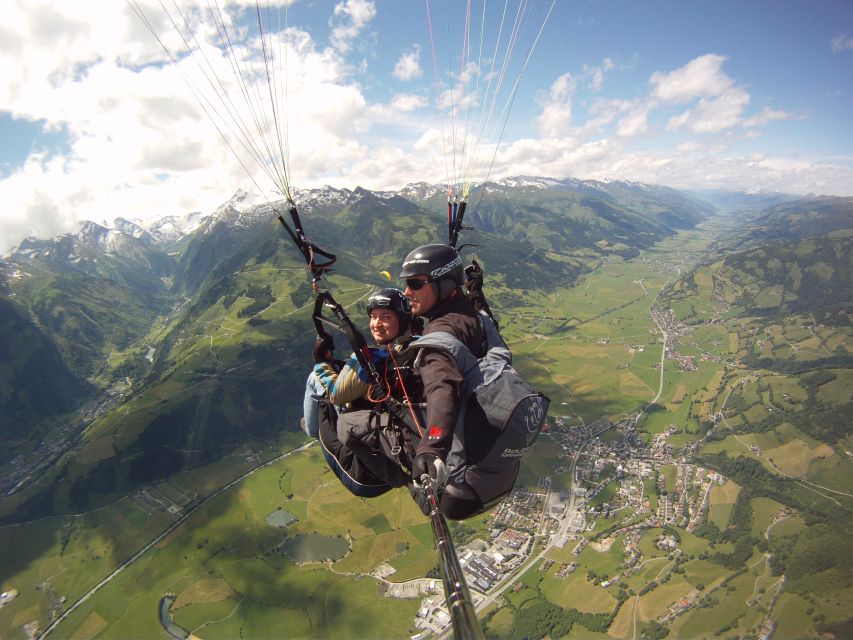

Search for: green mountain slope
xmin=1 ymin=191 xmax=851 ymax=638
xmin=655 ymin=198 xmax=853 ymax=621
xmin=709 ymin=195 xmax=853 ymax=252
xmin=667 ymin=235 xmax=852 ymax=328
xmin=0 ymin=297 xmax=91 ymax=444
xmin=6 ymin=225 xmax=175 ymax=378
xmin=0 ymin=178 xmax=714 ymax=520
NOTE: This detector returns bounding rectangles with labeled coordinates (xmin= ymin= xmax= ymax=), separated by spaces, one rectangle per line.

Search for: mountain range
xmin=1 ymin=177 xmax=847 ymax=523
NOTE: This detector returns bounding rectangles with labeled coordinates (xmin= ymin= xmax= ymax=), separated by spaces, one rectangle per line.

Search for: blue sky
xmin=1 ymin=0 xmax=851 ymax=253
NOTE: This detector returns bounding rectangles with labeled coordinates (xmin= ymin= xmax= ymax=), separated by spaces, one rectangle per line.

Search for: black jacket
xmin=414 ymin=289 xmax=484 ymax=461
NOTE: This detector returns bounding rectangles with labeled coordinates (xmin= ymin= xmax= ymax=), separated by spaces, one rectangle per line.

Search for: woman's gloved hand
xmin=356 ymin=347 xmax=391 ymax=382
xmin=312 ymin=333 xmax=335 ymax=363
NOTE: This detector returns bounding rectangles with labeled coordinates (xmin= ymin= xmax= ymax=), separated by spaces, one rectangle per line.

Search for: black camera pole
xmin=420 ymin=474 xmax=484 ymax=640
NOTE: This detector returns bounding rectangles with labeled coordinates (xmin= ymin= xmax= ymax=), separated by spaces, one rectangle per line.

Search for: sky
xmin=1 ymin=0 xmax=852 ymax=255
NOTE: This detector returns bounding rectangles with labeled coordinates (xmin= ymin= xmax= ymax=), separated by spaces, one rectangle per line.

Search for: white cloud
xmin=364 ymin=93 xmax=428 ymax=128
xmin=666 ymin=110 xmax=691 ymax=132
xmin=831 ymin=33 xmax=853 ymax=52
xmin=684 ymin=89 xmax=751 ymax=133
xmin=390 ymin=93 xmax=428 ymax=112
xmin=584 ymin=57 xmax=614 ymax=92
xmin=585 ymin=98 xmax=631 ymax=131
xmin=393 ymin=46 xmax=422 ymax=81
xmin=650 ymin=54 xmax=733 ymax=103
xmin=330 ymin=0 xmax=377 ymax=53
xmin=616 ymin=105 xmax=650 ymax=137
xmin=486 ymin=132 xmax=853 ymax=198
xmin=0 ymin=0 xmax=375 ymax=253
xmin=0 ymin=2 xmax=851 ymax=255
xmin=536 ymin=73 xmax=576 ymax=137
xmin=413 ymin=128 xmax=443 ymax=152
xmin=741 ymin=107 xmax=799 ymax=128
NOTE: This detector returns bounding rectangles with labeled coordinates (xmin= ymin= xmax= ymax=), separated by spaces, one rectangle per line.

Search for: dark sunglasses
xmin=405 ymin=278 xmax=432 ymax=291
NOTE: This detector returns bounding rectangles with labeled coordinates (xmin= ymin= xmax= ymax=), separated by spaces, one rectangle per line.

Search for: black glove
xmin=312 ymin=333 xmax=335 ymax=363
xmin=412 ymin=453 xmax=448 ymax=487
xmin=464 ymin=259 xmax=483 ymax=293
xmin=408 ymin=483 xmax=431 ymax=516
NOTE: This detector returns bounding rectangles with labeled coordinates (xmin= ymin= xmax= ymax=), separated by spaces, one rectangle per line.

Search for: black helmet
xmin=399 ymin=244 xmax=463 ymax=300
xmin=366 ymin=288 xmax=411 ymax=333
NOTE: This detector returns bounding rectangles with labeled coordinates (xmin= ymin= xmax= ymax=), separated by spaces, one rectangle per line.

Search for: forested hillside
xmin=658 ymin=196 xmax=853 ymax=637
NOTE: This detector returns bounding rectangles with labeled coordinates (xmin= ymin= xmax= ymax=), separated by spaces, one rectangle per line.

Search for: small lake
xmin=266 ymin=509 xmax=298 ymax=528
xmin=280 ymin=534 xmax=350 ymax=563
xmin=159 ymin=595 xmax=189 ymax=640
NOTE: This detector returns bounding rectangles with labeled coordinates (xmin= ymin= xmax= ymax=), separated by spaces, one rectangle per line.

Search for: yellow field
xmin=671 ymin=384 xmax=687 ymax=403
xmin=825 ymin=331 xmax=848 ymax=352
xmin=620 ymin=371 xmax=654 ymax=396
xmin=637 ymin=579 xmax=692 ymax=621
xmin=798 ymin=336 xmax=822 ymax=351
xmin=339 ymin=528 xmax=423 ymax=575
xmin=544 ymin=542 xmax=582 ymax=563
xmin=157 ymin=521 xmax=189 ymax=549
xmin=773 ymin=592 xmax=814 ymax=638
xmin=69 ymin=611 xmax=109 ymax=640
xmin=174 ymin=578 xmax=236 ymax=608
xmin=11 ymin=603 xmax=41 ymax=629
xmin=178 ymin=452 xmax=268 ymax=496
xmin=76 ymin=435 xmax=116 ymax=464
xmin=608 ymin=595 xmax=637 ymax=639
xmin=728 ymin=332 xmax=738 ymax=352
xmin=817 ymin=374 xmax=853 ymax=404
xmin=694 ymin=270 xmax=713 ymax=290
xmin=484 ymin=607 xmax=515 ymax=638
xmin=543 ymin=573 xmax=615 ymax=613
xmin=750 ymin=498 xmax=784 ymax=536
xmin=755 ymin=287 xmax=783 ymax=308
xmin=709 ymin=480 xmax=740 ymax=505
xmin=698 ymin=370 xmax=725 ymax=402
xmin=766 ymin=440 xmax=835 ymax=478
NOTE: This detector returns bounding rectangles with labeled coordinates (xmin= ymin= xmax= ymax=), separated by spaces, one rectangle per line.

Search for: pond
xmin=266 ymin=508 xmax=298 ymax=528
xmin=280 ymin=533 xmax=350 ymax=563
xmin=159 ymin=595 xmax=189 ymax=640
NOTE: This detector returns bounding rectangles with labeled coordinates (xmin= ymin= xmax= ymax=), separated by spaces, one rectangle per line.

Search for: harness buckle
xmin=383 ymin=425 xmax=402 ymax=456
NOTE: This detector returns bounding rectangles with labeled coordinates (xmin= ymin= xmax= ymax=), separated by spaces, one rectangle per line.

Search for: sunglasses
xmin=405 ymin=278 xmax=432 ymax=291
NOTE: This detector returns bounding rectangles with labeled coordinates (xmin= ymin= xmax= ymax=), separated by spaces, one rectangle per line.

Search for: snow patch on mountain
xmin=497 ymin=176 xmax=563 ymax=189
xmin=295 ymin=186 xmax=352 ymax=212
xmin=397 ymin=182 xmax=446 ymax=202
xmin=140 ymin=210 xmax=209 ymax=244
xmin=114 ymin=218 xmax=149 ymax=240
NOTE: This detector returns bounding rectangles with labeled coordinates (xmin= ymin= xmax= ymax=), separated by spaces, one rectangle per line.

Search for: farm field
xmin=503 ymin=258 xmax=672 ymax=424
xmin=23 ymin=444 xmax=424 ymax=639
xmin=3 ymin=219 xmax=851 ymax=640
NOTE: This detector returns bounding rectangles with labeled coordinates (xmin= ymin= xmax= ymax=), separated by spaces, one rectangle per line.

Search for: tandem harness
xmin=404 ymin=312 xmax=551 ymax=514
